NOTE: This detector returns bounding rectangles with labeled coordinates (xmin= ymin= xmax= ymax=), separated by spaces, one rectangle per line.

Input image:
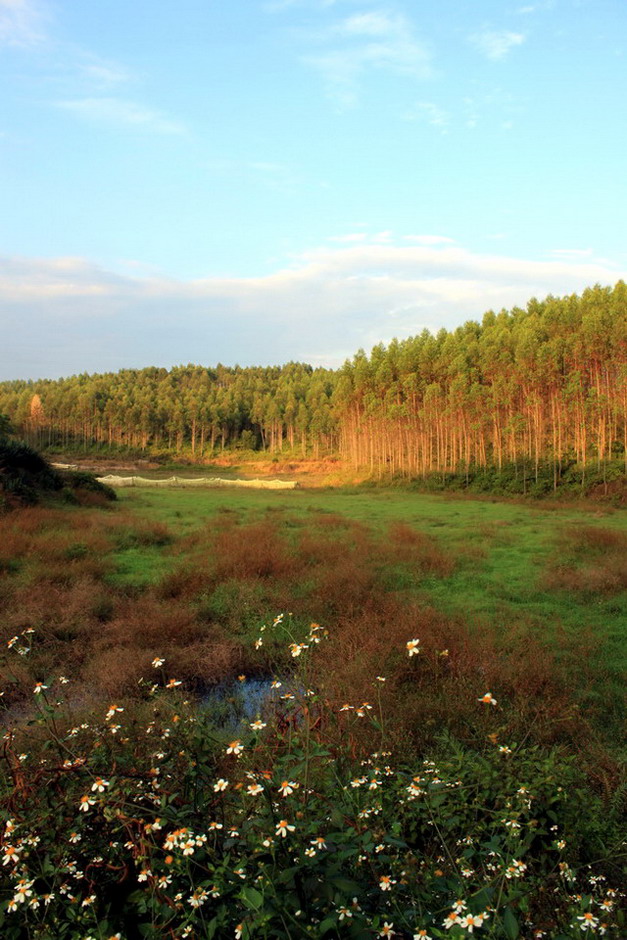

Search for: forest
xmin=1 ymin=282 xmax=625 ymax=480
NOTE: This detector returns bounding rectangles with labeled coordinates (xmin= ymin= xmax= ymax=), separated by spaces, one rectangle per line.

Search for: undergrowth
xmin=0 ymin=622 xmax=625 ymax=939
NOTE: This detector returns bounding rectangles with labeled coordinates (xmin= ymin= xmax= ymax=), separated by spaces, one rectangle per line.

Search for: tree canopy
xmin=1 ymin=283 xmax=625 ymax=477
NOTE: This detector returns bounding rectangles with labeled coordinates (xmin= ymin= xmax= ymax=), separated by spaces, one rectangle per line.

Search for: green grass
xmin=109 ymin=485 xmax=626 ymax=740
xmin=116 ymin=486 xmax=626 ymax=624
xmin=111 ymin=544 xmax=174 ymax=585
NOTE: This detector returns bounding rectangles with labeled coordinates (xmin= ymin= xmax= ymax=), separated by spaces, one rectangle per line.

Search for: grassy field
xmin=2 ymin=483 xmax=626 ymax=937
xmin=114 ymin=486 xmax=627 ymax=727
xmin=3 ymin=485 xmax=625 ymax=743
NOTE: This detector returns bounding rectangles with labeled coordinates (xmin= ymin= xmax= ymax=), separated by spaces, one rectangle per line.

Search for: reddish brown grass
xmin=386 ymin=522 xmax=456 ymax=576
xmin=542 ymin=525 xmax=627 ymax=595
xmin=211 ymin=522 xmax=293 ymax=581
xmin=0 ymin=502 xmax=613 ymax=776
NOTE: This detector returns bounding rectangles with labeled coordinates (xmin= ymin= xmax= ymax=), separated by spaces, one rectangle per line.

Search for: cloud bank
xmin=0 ymin=239 xmax=624 ymax=380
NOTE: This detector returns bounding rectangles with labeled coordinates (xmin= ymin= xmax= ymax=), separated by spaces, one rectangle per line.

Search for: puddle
xmin=200 ymin=676 xmax=276 ymax=730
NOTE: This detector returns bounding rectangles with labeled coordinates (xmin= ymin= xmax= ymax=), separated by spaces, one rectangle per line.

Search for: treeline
xmin=336 ymin=282 xmax=627 ymax=480
xmin=1 ymin=283 xmax=626 ymax=476
xmin=0 ymin=362 xmax=338 ymax=458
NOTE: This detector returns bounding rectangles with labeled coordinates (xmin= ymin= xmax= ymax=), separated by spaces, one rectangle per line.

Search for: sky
xmin=1 ymin=0 xmax=626 ymax=381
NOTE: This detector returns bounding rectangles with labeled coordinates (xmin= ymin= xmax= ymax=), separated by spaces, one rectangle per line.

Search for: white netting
xmin=96 ymin=475 xmax=297 ymax=490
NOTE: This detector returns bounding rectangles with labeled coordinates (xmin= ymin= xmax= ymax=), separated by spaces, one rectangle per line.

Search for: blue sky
xmin=1 ymin=0 xmax=626 ymax=380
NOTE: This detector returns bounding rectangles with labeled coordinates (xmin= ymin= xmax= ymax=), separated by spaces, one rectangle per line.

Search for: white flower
xmin=13 ymin=879 xmax=34 ymax=904
xmin=226 ymin=740 xmax=244 ymax=756
xmin=276 ymin=819 xmax=295 ymax=838
xmin=2 ymin=846 xmax=20 ymax=865
xmin=478 ymin=692 xmax=497 ymax=705
xmin=214 ymin=778 xmax=229 ymax=792
xmin=105 ymin=704 xmax=124 ymax=721
xmin=188 ymin=887 xmax=208 ymax=908
xmin=406 ymin=638 xmax=421 ymax=656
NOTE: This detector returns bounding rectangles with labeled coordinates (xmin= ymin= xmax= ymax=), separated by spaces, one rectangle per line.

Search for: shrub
xmin=0 ymin=623 xmax=624 ymax=939
xmin=0 ymin=441 xmax=62 ymax=508
xmin=59 ymin=470 xmax=117 ymax=502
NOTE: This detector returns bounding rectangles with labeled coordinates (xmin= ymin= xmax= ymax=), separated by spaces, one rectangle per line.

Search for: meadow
xmin=1 ymin=484 xmax=625 ymax=938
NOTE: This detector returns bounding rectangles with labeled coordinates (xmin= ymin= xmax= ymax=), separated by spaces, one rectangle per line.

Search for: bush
xmin=0 ymin=441 xmax=63 ymax=509
xmin=1 ymin=622 xmax=624 ymax=939
xmin=59 ymin=470 xmax=117 ymax=502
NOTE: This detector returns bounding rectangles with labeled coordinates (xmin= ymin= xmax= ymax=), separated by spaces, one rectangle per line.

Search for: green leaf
xmin=330 ymin=876 xmax=361 ymax=895
xmin=474 ymin=886 xmax=494 ymax=908
xmin=318 ymin=916 xmax=337 ymax=934
xmin=503 ymin=907 xmax=520 ymax=940
xmin=205 ymin=917 xmax=219 ymax=939
xmin=241 ymin=886 xmax=263 ymax=911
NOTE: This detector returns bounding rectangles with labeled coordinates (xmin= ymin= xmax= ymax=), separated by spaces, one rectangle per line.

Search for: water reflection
xmin=201 ymin=676 xmax=276 ymax=730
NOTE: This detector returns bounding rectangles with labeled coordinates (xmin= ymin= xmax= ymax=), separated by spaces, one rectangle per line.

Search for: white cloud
xmin=548 ymin=248 xmax=593 ymax=258
xmin=402 ymin=235 xmax=455 ymax=245
xmin=328 ymin=233 xmax=369 ymax=242
xmin=402 ymin=100 xmax=449 ymax=130
xmin=0 ymin=241 xmax=624 ymax=380
xmin=79 ymin=59 xmax=132 ymax=89
xmin=0 ymin=0 xmax=45 ymax=46
xmin=304 ymin=10 xmax=432 ymax=106
xmin=338 ymin=11 xmax=402 ymax=37
xmin=55 ymin=97 xmax=185 ymax=135
xmin=469 ymin=29 xmax=526 ymax=60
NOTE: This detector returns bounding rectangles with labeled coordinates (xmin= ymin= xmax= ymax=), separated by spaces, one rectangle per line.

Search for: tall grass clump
xmin=1 ymin=620 xmax=624 ymax=939
xmin=542 ymin=525 xmax=627 ymax=597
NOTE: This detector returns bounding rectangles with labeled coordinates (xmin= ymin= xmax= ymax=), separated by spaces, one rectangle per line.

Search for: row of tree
xmin=0 ymin=363 xmax=338 ymax=458
xmin=1 ymin=283 xmax=625 ymax=476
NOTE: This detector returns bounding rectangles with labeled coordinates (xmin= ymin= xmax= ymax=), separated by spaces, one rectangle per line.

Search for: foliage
xmin=0 ymin=413 xmax=14 ymax=440
xmin=0 ymin=440 xmax=63 ymax=509
xmin=59 ymin=470 xmax=117 ymax=503
xmin=0 ymin=283 xmax=625 ymax=484
xmin=1 ymin=622 xmax=624 ymax=939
